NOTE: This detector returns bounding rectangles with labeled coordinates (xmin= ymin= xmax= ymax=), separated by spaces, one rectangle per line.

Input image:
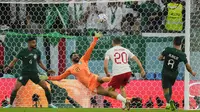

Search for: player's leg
xmin=120 ymin=86 xmax=126 ymax=109
xmin=4 ymin=76 xmax=28 ymax=108
xmin=31 ymin=75 xmax=57 ymax=108
xmin=169 ymin=79 xmax=176 ymax=111
xmin=169 ymin=86 xmax=172 ymax=98
xmin=38 ymin=81 xmax=51 ymax=104
xmin=169 ymin=78 xmax=176 ymax=99
xmin=97 ymin=77 xmax=111 ymax=84
xmin=120 ymin=86 xmax=126 ymax=98
xmin=108 ymin=86 xmax=126 ymax=109
xmin=97 ymin=85 xmax=125 ymax=102
xmin=8 ymin=81 xmax=23 ymax=107
xmin=162 ymin=75 xmax=171 ymax=110
xmin=96 ymin=85 xmax=131 ymax=110
xmin=163 ymin=88 xmax=170 ymax=104
xmin=119 ymin=72 xmax=131 ymax=109
xmin=37 ymin=80 xmax=57 ymax=108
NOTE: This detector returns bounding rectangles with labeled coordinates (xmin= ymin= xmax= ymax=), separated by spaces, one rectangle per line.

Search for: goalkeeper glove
xmin=39 ymin=73 xmax=48 ymax=81
xmin=94 ymin=31 xmax=103 ymax=38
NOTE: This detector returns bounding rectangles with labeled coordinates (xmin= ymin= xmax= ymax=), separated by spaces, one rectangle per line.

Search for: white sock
xmin=116 ymin=94 xmax=126 ymax=103
xmin=122 ymin=102 xmax=125 ymax=108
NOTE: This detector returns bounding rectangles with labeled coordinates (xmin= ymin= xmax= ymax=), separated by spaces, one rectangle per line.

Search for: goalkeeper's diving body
xmin=3 ymin=37 xmax=57 ymax=108
xmin=47 ymin=32 xmax=131 ymax=109
xmin=158 ymin=36 xmax=196 ymax=111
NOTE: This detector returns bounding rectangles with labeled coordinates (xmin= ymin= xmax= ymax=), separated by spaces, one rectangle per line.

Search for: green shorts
xmin=162 ymin=74 xmax=176 ymax=89
xmin=18 ymin=73 xmax=41 ymax=86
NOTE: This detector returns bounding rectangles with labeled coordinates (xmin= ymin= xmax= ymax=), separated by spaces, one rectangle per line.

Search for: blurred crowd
xmin=90 ymin=95 xmax=184 ymax=109
xmin=0 ymin=0 xmax=185 ymax=35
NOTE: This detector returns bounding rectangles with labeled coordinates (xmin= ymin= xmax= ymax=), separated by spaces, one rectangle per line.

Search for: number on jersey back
xmin=161 ymin=47 xmax=187 ymax=77
xmin=105 ymin=46 xmax=135 ymax=76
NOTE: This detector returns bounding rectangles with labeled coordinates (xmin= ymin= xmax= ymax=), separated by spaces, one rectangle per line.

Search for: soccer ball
xmin=98 ymin=13 xmax=108 ymax=23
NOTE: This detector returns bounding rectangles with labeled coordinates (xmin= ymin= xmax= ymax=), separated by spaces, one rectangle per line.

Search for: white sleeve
xmin=105 ymin=50 xmax=110 ymax=60
xmin=128 ymin=50 xmax=135 ymax=58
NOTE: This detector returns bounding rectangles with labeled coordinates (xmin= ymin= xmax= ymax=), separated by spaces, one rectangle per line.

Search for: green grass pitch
xmin=0 ymin=108 xmax=199 ymax=112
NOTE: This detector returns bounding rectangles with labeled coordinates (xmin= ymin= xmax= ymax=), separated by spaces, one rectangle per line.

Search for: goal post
xmin=184 ymin=0 xmax=190 ymax=110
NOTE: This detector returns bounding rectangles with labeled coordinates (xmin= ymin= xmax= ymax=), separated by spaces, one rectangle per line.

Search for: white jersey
xmin=105 ymin=46 xmax=135 ymax=76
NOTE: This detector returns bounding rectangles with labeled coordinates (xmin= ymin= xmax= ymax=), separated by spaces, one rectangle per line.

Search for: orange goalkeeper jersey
xmin=48 ymin=37 xmax=100 ymax=91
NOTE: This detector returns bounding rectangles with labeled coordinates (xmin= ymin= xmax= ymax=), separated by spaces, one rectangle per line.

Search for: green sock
xmin=44 ymin=88 xmax=52 ymax=104
xmin=10 ymin=90 xmax=17 ymax=105
xmin=169 ymin=86 xmax=172 ymax=100
xmin=164 ymin=93 xmax=170 ymax=103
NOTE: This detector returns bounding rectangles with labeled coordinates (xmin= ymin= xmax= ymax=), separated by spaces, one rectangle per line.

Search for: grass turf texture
xmin=0 ymin=108 xmax=199 ymax=112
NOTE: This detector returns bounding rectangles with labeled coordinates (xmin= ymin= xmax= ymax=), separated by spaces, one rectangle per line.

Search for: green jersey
xmin=16 ymin=48 xmax=41 ymax=75
xmin=161 ymin=47 xmax=188 ymax=78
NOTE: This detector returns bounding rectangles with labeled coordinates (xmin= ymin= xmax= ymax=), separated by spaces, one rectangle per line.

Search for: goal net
xmin=189 ymin=0 xmax=200 ymax=110
xmin=0 ymin=0 xmax=197 ymax=110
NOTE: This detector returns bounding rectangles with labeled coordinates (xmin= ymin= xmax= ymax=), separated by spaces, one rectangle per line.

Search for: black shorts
xmin=18 ymin=74 xmax=41 ymax=86
xmin=162 ymin=74 xmax=176 ymax=89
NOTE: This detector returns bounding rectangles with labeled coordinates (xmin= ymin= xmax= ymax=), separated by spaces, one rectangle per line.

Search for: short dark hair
xmin=112 ymin=38 xmax=121 ymax=44
xmin=27 ymin=37 xmax=36 ymax=42
xmin=173 ymin=36 xmax=183 ymax=46
xmin=70 ymin=52 xmax=77 ymax=59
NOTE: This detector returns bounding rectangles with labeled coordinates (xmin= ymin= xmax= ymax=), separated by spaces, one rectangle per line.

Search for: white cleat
xmin=3 ymin=104 xmax=12 ymax=108
xmin=48 ymin=104 xmax=58 ymax=108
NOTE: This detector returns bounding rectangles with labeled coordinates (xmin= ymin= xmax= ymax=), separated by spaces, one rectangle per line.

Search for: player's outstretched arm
xmin=132 ymin=56 xmax=146 ymax=77
xmin=4 ymin=57 xmax=18 ymax=73
xmin=185 ymin=63 xmax=196 ymax=76
xmin=48 ymin=69 xmax=71 ymax=81
xmin=81 ymin=32 xmax=102 ymax=62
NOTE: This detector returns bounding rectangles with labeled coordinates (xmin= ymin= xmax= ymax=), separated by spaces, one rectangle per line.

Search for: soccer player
xmin=46 ymin=32 xmax=131 ymax=110
xmin=104 ymin=38 xmax=145 ymax=110
xmin=3 ymin=37 xmax=57 ymax=108
xmin=158 ymin=37 xmax=196 ymax=111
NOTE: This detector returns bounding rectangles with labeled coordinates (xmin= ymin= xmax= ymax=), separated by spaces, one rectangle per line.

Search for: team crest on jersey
xmin=75 ymin=67 xmax=81 ymax=72
xmin=34 ymin=54 xmax=37 ymax=59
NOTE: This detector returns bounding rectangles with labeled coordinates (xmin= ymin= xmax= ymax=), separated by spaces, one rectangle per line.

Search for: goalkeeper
xmin=41 ymin=32 xmax=131 ymax=110
xmin=4 ymin=37 xmax=57 ymax=108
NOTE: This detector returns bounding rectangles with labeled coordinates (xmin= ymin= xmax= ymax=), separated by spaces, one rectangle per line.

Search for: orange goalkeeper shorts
xmin=88 ymin=74 xmax=101 ymax=93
